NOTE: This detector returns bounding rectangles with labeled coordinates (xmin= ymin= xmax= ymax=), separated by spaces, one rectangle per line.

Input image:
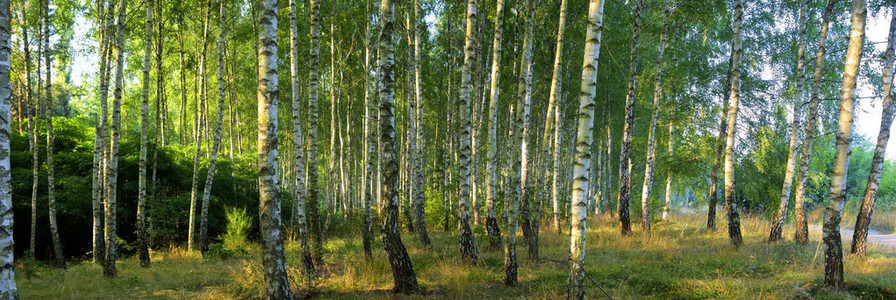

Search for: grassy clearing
xmin=16 ymin=214 xmax=896 ymax=299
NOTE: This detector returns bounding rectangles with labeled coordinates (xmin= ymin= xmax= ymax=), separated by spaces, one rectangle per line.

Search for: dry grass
xmin=16 ymin=213 xmax=896 ymax=299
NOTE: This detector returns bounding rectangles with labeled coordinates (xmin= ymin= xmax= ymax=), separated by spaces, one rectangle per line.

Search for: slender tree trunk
xmin=794 ymin=0 xmax=837 ymax=245
xmin=662 ymin=116 xmax=673 ymax=222
xmin=458 ymin=0 xmax=482 ymax=263
xmin=136 ymin=0 xmax=153 ymax=267
xmin=152 ymin=2 xmax=165 ymax=190
xmin=485 ymin=0 xmax=505 ymax=251
xmin=177 ymin=29 xmax=187 ymax=144
xmin=852 ymin=2 xmax=895 ymax=256
xmin=638 ymin=0 xmax=670 ymax=236
xmin=92 ymin=115 xmax=104 ymax=263
xmin=516 ymin=0 xmax=536 ymax=261
xmin=199 ymin=0 xmax=227 ymax=256
xmin=362 ymin=0 xmax=374 ymax=259
xmin=0 ymin=0 xmax=19 ymax=294
xmin=723 ymin=0 xmax=744 ymax=247
xmin=823 ymin=0 xmax=866 ymax=288
xmin=567 ymin=2 xmax=605 ymax=297
xmin=188 ymin=0 xmax=211 ymax=252
xmin=93 ymin=0 xmax=116 ymax=266
xmin=306 ymin=0 xmax=324 ymax=265
xmin=412 ymin=0 xmax=430 ymax=247
xmin=707 ymin=48 xmax=734 ymax=232
xmin=769 ymin=0 xmax=808 ymax=243
xmin=546 ymin=0 xmax=568 ymax=235
xmin=257 ymin=0 xmax=292 ymax=296
xmin=290 ymin=0 xmax=314 ymax=273
xmin=378 ymin=0 xmax=419 ymax=293
xmin=19 ymin=2 xmax=38 ymax=259
xmin=104 ymin=0 xmax=127 ymax=277
xmin=42 ymin=0 xmax=65 ymax=270
xmin=618 ymin=0 xmax=643 ymax=236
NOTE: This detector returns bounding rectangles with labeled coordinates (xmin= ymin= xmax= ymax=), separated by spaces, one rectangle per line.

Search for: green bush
xmin=222 ymin=207 xmax=253 ymax=248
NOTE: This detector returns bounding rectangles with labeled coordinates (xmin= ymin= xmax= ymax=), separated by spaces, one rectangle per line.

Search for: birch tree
xmin=412 ymin=0 xmax=431 ymax=247
xmin=723 ymin=0 xmax=744 ymax=247
xmin=307 ymin=0 xmax=324 ymax=263
xmin=546 ymin=0 xmax=568 ymax=234
xmin=290 ymin=0 xmax=314 ymax=272
xmin=199 ymin=0 xmax=227 ymax=255
xmin=793 ymin=0 xmax=837 ymax=245
xmin=517 ymin=0 xmax=536 ymax=260
xmin=137 ymin=0 xmax=153 ymax=267
xmin=485 ymin=0 xmax=504 ymax=250
xmin=567 ymin=1 xmax=605 ymax=298
xmin=506 ymin=0 xmax=535 ymax=285
xmin=104 ymin=0 xmax=127 ymax=277
xmin=257 ymin=0 xmax=292 ymax=297
xmin=769 ymin=0 xmax=807 ymax=243
xmin=42 ymin=0 xmax=65 ymax=270
xmin=618 ymin=0 xmax=643 ymax=235
xmin=94 ymin=0 xmax=116 ymax=266
xmin=377 ymin=0 xmax=419 ymax=293
xmin=823 ymin=0 xmax=865 ymax=288
xmin=851 ymin=2 xmax=895 ymax=256
xmin=187 ymin=0 xmax=211 ymax=252
xmin=638 ymin=0 xmax=670 ymax=235
xmin=19 ymin=1 xmax=38 ymax=259
xmin=362 ymin=0 xmax=374 ymax=258
xmin=457 ymin=0 xmax=481 ymax=263
xmin=0 ymin=0 xmax=18 ymax=294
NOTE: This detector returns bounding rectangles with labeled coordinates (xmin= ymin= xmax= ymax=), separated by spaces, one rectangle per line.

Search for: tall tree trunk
xmin=639 ymin=0 xmax=670 ymax=236
xmin=104 ymin=0 xmax=127 ymax=277
xmin=377 ymin=0 xmax=419 ymax=293
xmin=618 ymin=0 xmax=643 ymax=236
xmin=824 ymin=0 xmax=865 ymax=288
xmin=852 ymin=2 xmax=896 ymax=256
xmin=485 ymin=0 xmax=505 ymax=251
xmin=199 ymin=0 xmax=227 ymax=255
xmin=707 ymin=45 xmax=734 ymax=232
xmin=328 ymin=0 xmax=337 ymax=230
xmin=20 ymin=2 xmax=38 ymax=259
xmin=723 ymin=0 xmax=744 ymax=247
xmin=506 ymin=0 xmax=535 ymax=283
xmin=92 ymin=115 xmax=103 ymax=263
xmin=188 ymin=0 xmax=211 ymax=252
xmin=517 ymin=0 xmax=536 ymax=261
xmin=177 ymin=28 xmax=187 ymax=144
xmin=257 ymin=0 xmax=292 ymax=297
xmin=362 ymin=0 xmax=374 ymax=259
xmin=794 ymin=0 xmax=837 ymax=245
xmin=567 ymin=2 xmax=605 ymax=297
xmin=290 ymin=0 xmax=314 ymax=273
xmin=136 ymin=0 xmax=153 ymax=268
xmin=405 ymin=5 xmax=418 ymax=233
xmin=43 ymin=0 xmax=65 ymax=270
xmin=306 ymin=0 xmax=324 ymax=265
xmin=769 ymin=0 xmax=808 ymax=243
xmin=662 ymin=116 xmax=673 ymax=221
xmin=93 ymin=0 xmax=116 ymax=266
xmin=458 ymin=0 xmax=482 ymax=263
xmin=412 ymin=0 xmax=431 ymax=247
xmin=0 ymin=0 xmax=19 ymax=294
xmin=546 ymin=0 xmax=568 ymax=234
xmin=152 ymin=2 xmax=165 ymax=190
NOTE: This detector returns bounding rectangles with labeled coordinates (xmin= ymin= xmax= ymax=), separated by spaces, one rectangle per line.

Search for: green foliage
xmin=221 ymin=207 xmax=253 ymax=249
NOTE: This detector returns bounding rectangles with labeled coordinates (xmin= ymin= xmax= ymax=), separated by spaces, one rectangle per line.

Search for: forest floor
xmin=15 ymin=214 xmax=896 ymax=299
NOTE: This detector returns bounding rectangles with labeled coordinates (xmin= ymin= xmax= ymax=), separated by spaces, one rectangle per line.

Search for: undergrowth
xmin=15 ymin=213 xmax=896 ymax=299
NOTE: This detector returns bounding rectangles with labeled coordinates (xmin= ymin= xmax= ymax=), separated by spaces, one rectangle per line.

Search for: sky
xmin=66 ymin=5 xmax=895 ymax=160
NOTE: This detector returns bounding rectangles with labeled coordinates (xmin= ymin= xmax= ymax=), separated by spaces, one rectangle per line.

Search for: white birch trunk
xmin=568 ymin=1 xmax=605 ymax=298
